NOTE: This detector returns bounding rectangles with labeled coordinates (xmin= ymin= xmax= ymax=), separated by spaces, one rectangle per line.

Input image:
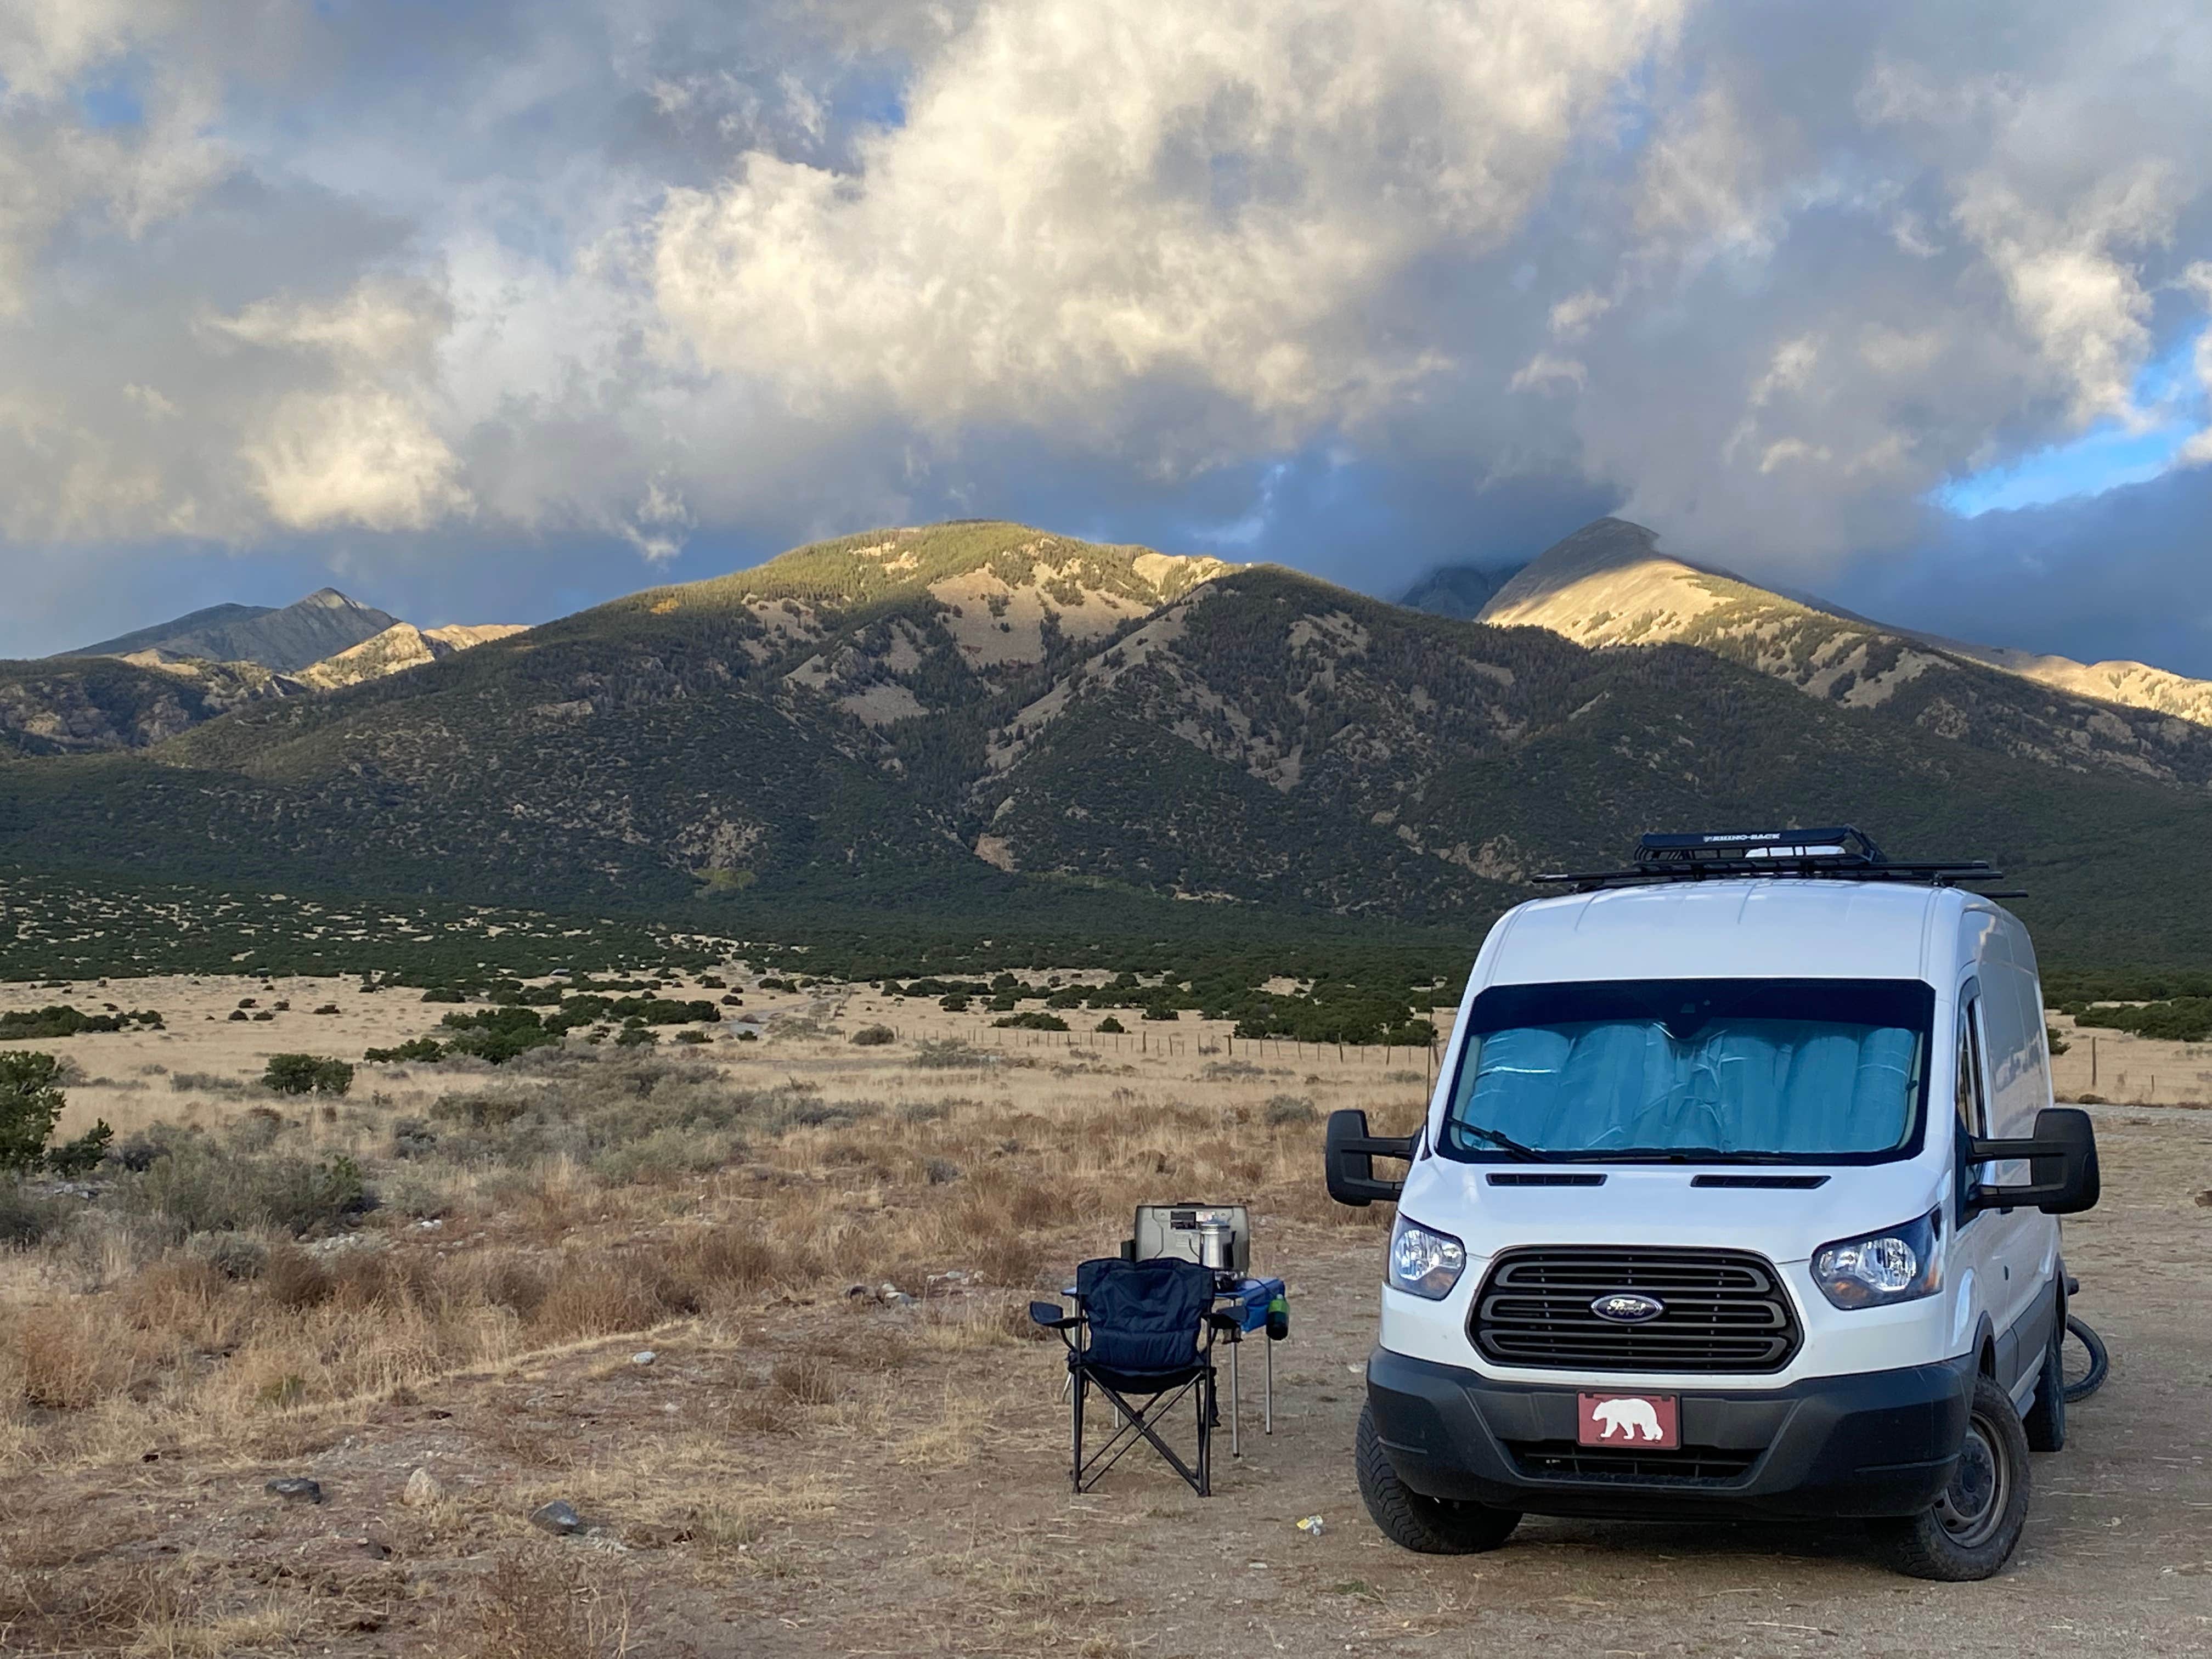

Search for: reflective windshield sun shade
xmin=1441 ymin=979 xmax=1934 ymax=1165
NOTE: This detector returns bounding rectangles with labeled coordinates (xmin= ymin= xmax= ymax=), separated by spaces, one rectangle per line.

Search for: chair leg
xmin=1070 ymin=1373 xmax=1085 ymax=1493
xmin=1197 ymin=1367 xmax=1212 ymax=1497
xmin=1074 ymin=1375 xmax=1211 ymax=1496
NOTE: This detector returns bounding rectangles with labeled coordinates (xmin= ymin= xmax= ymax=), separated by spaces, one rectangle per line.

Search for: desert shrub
xmin=0 ymin=1053 xmax=66 ymax=1173
xmin=45 ymin=1121 xmax=111 ymax=1177
xmin=527 ymin=1250 xmax=688 ymax=1342
xmin=0 ymin=1006 xmax=162 ymax=1039
xmin=766 ymin=1355 xmax=839 ymax=1407
xmin=430 ymin=1092 xmax=531 ymax=1129
xmin=0 ymin=1181 xmax=66 ymax=1247
xmin=592 ymin=1125 xmax=745 ymax=1185
xmin=262 ymin=1054 xmax=354 ymax=1097
xmin=769 ymin=1098 xmax=876 ymax=1132
xmin=189 ymin=1232 xmax=269 ymax=1281
xmin=1264 ymin=1094 xmax=1318 ymax=1126
xmin=13 ymin=1302 xmax=142 ymax=1409
xmin=227 ymin=1104 xmax=289 ymax=1153
xmin=466 ymin=1549 xmax=635 ymax=1659
xmin=365 ymin=1036 xmax=445 ymax=1064
xmin=437 ymin=1007 xmax=565 ymax=1063
xmin=259 ymin=1245 xmax=335 ymax=1310
xmin=377 ymin=1167 xmax=456 ymax=1221
xmin=912 ymin=1039 xmax=989 ymax=1069
xmin=110 ymin=1144 xmax=373 ymax=1238
xmin=674 ymin=1029 xmax=710 ymax=1046
xmin=447 ymin=1026 xmax=558 ymax=1064
xmin=2073 ymin=996 xmax=2212 ymax=1042
xmin=0 ymin=1052 xmax=110 ymax=1177
xmin=1095 ymin=1015 xmax=1126 ymax=1034
xmin=107 ymin=1123 xmax=193 ymax=1171
xmin=167 ymin=1071 xmax=247 ymax=1094
xmin=939 ymin=993 xmax=970 ymax=1012
xmin=476 ymin=1253 xmax=551 ymax=1318
xmin=849 ymin=1024 xmax=896 ymax=1046
xmin=993 ymin=1011 xmax=1069 ymax=1031
xmin=614 ymin=1026 xmax=658 ymax=1048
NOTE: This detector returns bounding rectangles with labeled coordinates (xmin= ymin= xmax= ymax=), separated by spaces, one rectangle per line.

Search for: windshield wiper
xmin=1460 ymin=1125 xmax=1546 ymax=1161
xmin=1563 ymin=1146 xmax=1802 ymax=1165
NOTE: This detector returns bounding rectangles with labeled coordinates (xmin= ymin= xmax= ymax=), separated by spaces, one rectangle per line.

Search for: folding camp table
xmin=1212 ymin=1275 xmax=1288 ymax=1454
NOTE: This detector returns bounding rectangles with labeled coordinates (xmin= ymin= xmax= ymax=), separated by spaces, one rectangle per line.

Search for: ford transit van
xmin=1325 ymin=828 xmax=2100 ymax=1580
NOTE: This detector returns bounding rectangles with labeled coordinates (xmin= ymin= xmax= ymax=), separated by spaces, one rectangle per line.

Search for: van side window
xmin=1955 ymin=999 xmax=1988 ymax=1214
xmin=1954 ymin=1001 xmax=1988 ymax=1138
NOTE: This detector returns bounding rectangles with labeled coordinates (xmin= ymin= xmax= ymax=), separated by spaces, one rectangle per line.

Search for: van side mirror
xmin=1324 ymin=1109 xmax=1417 ymax=1207
xmin=1967 ymin=1107 xmax=2100 ymax=1216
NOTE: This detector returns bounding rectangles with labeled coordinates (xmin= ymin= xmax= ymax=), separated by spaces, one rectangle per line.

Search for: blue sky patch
xmin=1937 ymin=328 xmax=2208 ymax=516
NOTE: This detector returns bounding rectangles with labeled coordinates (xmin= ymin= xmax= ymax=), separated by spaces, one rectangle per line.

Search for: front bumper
xmin=1367 ymin=1347 xmax=1975 ymax=1520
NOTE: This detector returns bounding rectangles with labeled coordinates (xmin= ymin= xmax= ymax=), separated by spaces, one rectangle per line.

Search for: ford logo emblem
xmin=1590 ymin=1292 xmax=1665 ymax=1324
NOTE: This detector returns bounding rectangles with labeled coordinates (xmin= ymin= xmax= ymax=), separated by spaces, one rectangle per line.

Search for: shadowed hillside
xmin=5 ymin=520 xmax=2212 ymax=963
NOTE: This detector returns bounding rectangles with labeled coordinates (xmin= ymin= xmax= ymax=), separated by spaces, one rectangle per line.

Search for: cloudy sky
xmin=4 ymin=0 xmax=2209 ymax=671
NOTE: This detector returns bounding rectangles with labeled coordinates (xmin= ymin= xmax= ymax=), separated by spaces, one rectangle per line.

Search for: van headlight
xmin=1388 ymin=1215 xmax=1466 ymax=1300
xmin=1812 ymin=1209 xmax=1942 ymax=1310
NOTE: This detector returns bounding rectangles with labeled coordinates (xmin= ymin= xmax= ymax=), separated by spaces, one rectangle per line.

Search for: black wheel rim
xmin=1935 ymin=1414 xmax=2009 ymax=1549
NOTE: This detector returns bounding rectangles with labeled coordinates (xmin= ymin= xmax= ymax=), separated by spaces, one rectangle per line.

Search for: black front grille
xmin=1505 ymin=1439 xmax=1759 ymax=1483
xmin=1472 ymin=1247 xmax=1800 ymax=1373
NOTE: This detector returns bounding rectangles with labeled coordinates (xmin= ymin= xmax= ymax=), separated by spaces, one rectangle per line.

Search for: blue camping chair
xmin=1031 ymin=1257 xmax=1223 ymax=1495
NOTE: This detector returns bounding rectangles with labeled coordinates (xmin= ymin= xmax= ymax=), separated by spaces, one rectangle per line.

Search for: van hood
xmin=1397 ymin=1158 xmax=1949 ymax=1266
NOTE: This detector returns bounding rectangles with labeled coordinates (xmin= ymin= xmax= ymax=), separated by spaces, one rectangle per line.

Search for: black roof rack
xmin=1533 ymin=826 xmax=2004 ymax=894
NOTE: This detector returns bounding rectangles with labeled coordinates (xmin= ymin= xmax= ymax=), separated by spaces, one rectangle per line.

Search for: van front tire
xmin=1868 ymin=1373 xmax=2032 ymax=1581
xmin=1356 ymin=1402 xmax=1521 ymax=1554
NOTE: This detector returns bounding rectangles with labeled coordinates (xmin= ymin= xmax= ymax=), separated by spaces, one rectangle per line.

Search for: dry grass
xmin=0 ymin=989 xmax=1422 ymax=1652
xmin=0 ymin=1018 xmax=1407 ymax=1468
xmin=460 ymin=1553 xmax=634 ymax=1659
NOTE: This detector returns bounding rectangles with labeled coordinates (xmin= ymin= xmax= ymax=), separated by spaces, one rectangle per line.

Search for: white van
xmin=1325 ymin=829 xmax=2100 ymax=1581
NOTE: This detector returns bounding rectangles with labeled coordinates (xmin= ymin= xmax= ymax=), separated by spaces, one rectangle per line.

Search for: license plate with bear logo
xmin=1577 ymin=1392 xmax=1679 ymax=1449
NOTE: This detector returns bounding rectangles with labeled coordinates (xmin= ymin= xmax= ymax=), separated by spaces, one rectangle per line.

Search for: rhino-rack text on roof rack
xmin=1533 ymin=826 xmax=2006 ymax=894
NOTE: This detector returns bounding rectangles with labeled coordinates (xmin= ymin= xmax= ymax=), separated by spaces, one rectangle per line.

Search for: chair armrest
xmin=1029 ymin=1300 xmax=1080 ymax=1330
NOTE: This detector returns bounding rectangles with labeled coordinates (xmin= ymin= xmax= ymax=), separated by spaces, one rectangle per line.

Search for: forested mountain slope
xmin=4 ymin=521 xmax=2212 ymax=962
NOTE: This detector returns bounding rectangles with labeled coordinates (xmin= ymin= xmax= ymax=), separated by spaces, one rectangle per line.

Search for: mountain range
xmin=67 ymin=588 xmax=402 ymax=672
xmin=2 ymin=591 xmax=523 ymax=755
xmin=1463 ymin=519 xmax=2212 ymax=755
xmin=5 ymin=517 xmax=2212 ymax=965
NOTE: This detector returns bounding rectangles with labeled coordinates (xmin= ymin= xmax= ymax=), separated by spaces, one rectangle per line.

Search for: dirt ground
xmin=1 ymin=986 xmax=2208 ymax=1657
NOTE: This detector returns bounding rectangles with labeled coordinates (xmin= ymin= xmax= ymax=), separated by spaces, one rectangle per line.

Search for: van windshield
xmin=1439 ymin=979 xmax=1934 ymax=1165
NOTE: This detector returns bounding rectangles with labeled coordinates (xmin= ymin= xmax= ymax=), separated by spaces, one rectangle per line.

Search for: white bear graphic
xmin=1592 ymin=1398 xmax=1664 ymax=1441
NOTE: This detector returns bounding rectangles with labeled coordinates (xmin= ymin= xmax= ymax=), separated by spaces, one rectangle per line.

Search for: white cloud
xmin=650 ymin=1 xmax=1685 ymax=437
xmin=238 ymin=386 xmax=471 ymax=533
xmin=1510 ymin=352 xmax=1587 ymax=394
xmin=0 ymin=0 xmax=2209 ymax=636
